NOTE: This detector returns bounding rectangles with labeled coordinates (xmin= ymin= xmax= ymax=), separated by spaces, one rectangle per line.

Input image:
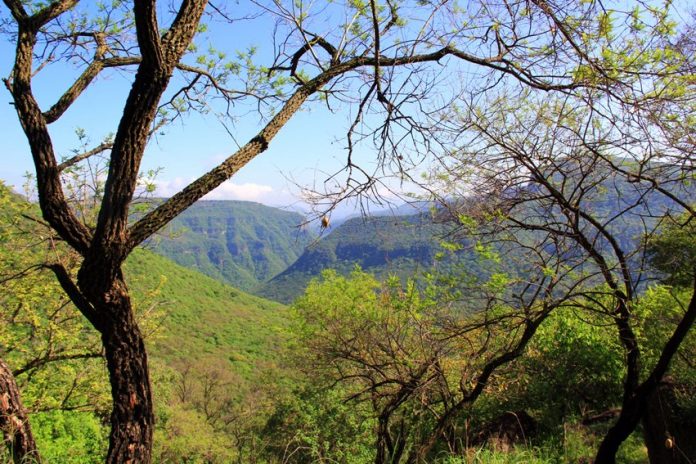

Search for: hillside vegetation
xmin=0 ymin=183 xmax=292 ymax=462
xmin=148 ymin=200 xmax=313 ymax=292
xmin=126 ymin=248 xmax=289 ymax=376
xmin=258 ymin=214 xmax=449 ymax=302
xmin=2 ymin=159 xmax=695 ymax=463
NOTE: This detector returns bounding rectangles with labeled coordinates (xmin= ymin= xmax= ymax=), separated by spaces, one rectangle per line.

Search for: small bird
xmin=321 ymin=215 xmax=330 ymax=229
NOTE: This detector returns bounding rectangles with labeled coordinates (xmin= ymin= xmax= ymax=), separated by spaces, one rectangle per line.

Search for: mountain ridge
xmin=146 ymin=199 xmax=314 ymax=292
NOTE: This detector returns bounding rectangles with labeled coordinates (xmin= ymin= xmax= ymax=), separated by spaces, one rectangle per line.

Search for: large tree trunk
xmin=642 ymin=379 xmax=696 ymax=464
xmin=0 ymin=357 xmax=41 ymax=463
xmin=102 ymin=314 xmax=154 ymax=464
xmin=81 ymin=271 xmax=154 ymax=464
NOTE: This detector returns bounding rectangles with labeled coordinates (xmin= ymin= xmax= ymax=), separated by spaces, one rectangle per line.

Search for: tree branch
xmin=2 ymin=0 xmax=27 ymax=22
xmin=43 ymin=32 xmax=109 ymax=124
xmin=162 ymin=0 xmax=209 ymax=62
xmin=45 ymin=263 xmax=103 ymax=332
xmin=57 ymin=141 xmax=113 ymax=172
xmin=638 ymin=276 xmax=696 ymax=394
xmin=89 ymin=0 xmax=206 ymax=268
xmin=30 ymin=0 xmax=79 ymax=29
xmin=6 ymin=10 xmax=92 ymax=254
xmin=127 ymin=43 xmax=584 ymax=249
xmin=132 ymin=0 xmax=163 ymax=68
xmin=12 ymin=352 xmax=102 ymax=377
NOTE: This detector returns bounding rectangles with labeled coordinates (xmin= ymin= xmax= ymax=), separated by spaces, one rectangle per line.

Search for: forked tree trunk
xmin=0 ymin=357 xmax=41 ymax=463
xmin=81 ymin=273 xmax=154 ymax=464
xmin=595 ymin=281 xmax=696 ymax=464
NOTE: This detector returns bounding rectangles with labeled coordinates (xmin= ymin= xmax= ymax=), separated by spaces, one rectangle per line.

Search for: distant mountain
xmin=257 ymin=169 xmax=695 ymax=303
xmin=145 ymin=167 xmax=695 ymax=305
xmin=257 ymin=214 xmax=450 ymax=303
xmin=147 ymin=200 xmax=313 ymax=292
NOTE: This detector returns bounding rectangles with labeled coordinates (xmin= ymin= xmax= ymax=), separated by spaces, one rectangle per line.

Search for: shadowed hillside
xmin=147 ymin=200 xmax=313 ymax=292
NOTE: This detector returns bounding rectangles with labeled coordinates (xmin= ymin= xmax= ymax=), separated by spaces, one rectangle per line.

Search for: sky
xmin=0 ymin=56 xmax=364 ymax=213
xmin=2 ymin=1 xmax=693 ymax=219
xmin=0 ymin=2 xmax=412 ymax=218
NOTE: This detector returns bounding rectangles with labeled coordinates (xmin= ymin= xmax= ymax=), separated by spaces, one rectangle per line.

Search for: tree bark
xmin=595 ymin=279 xmax=696 ymax=463
xmin=593 ymin=396 xmax=643 ymax=464
xmin=78 ymin=270 xmax=154 ymax=464
xmin=642 ymin=379 xmax=696 ymax=464
xmin=0 ymin=357 xmax=41 ymax=463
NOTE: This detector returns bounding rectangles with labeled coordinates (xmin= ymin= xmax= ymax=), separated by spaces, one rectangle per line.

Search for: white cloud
xmin=153 ymin=177 xmax=189 ymax=197
xmin=204 ymin=181 xmax=274 ymax=201
xmin=154 ymin=178 xmax=275 ymax=202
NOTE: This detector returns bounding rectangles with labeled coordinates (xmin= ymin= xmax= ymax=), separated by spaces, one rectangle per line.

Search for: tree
xmin=425 ymin=53 xmax=695 ymax=462
xmin=2 ymin=1 xmax=689 ymax=462
xmin=0 ymin=181 xmax=108 ymax=463
xmin=0 ymin=179 xmax=162 ymax=463
xmin=290 ymin=257 xmax=579 ymax=464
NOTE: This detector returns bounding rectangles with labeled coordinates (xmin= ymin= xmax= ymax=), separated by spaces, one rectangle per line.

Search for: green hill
xmin=125 ymin=248 xmax=289 ymax=377
xmin=0 ymin=182 xmax=293 ymax=462
xmin=257 ymin=168 xmax=696 ymax=304
xmin=147 ymin=200 xmax=313 ymax=293
xmin=257 ymin=214 xmax=450 ymax=303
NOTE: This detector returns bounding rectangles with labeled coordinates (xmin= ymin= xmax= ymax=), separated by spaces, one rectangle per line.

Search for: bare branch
xmin=57 ymin=141 xmax=113 ymax=172
xmin=43 ymin=32 xmax=109 ymax=124
xmin=45 ymin=263 xmax=102 ymax=332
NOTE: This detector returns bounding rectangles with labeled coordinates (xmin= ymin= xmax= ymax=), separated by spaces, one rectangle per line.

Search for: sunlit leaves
xmin=0 ymin=182 xmax=108 ymax=416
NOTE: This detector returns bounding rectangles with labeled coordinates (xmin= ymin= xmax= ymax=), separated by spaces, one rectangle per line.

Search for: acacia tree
xmin=289 ymin=232 xmax=595 ymax=464
xmin=1 ymin=0 xmax=686 ymax=462
xmin=416 ymin=3 xmax=695 ymax=460
xmin=427 ymin=86 xmax=695 ymax=462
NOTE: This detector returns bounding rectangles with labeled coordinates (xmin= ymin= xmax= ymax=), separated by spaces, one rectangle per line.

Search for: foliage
xmin=31 ymin=411 xmax=107 ymax=464
xmin=260 ymin=214 xmax=463 ymax=303
xmin=0 ymin=181 xmax=297 ymax=462
xmin=516 ymin=307 xmax=625 ymax=428
xmin=0 ymin=182 xmax=109 ymax=414
xmin=634 ymin=285 xmax=696 ymax=412
xmin=647 ymin=217 xmax=696 ymax=287
xmin=124 ymin=248 xmax=290 ymax=378
xmin=4 ymin=175 xmax=693 ymax=462
xmin=263 ymin=383 xmax=376 ymax=464
xmin=149 ymin=200 xmax=314 ymax=293
xmin=282 ymin=266 xmax=548 ymax=463
xmin=3 ymin=2 xmax=695 ymax=460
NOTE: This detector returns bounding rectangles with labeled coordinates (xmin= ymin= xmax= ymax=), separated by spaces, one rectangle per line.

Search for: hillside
xmin=257 ymin=214 xmax=451 ymax=303
xmin=0 ymin=184 xmax=290 ymax=378
xmin=124 ymin=248 xmax=289 ymax=377
xmin=257 ymin=169 xmax=696 ymax=303
xmin=0 ymin=183 xmax=294 ymax=462
xmin=146 ymin=200 xmax=313 ymax=292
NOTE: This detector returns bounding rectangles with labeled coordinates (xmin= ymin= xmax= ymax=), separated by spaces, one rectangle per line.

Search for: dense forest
xmin=1 ymin=1 xmax=695 ymax=463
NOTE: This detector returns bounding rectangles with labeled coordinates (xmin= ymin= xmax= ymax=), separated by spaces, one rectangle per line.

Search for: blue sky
xmin=2 ymin=1 xmax=693 ymax=217
xmin=0 ymin=3 xmax=392 ymax=213
xmin=0 ymin=52 xmax=357 ymax=211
